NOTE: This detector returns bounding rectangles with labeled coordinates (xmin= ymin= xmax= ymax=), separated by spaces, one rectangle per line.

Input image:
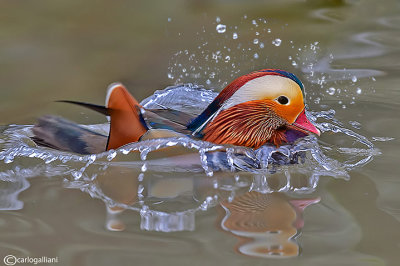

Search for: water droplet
xmin=216 ymin=16 xmax=221 ymax=23
xmin=88 ymin=154 xmax=97 ymax=164
xmin=216 ymin=24 xmax=226 ymax=33
xmin=252 ymin=19 xmax=257 ymax=25
xmin=224 ymin=55 xmax=230 ymax=62
xmin=107 ymin=151 xmax=117 ymax=161
xmin=4 ymin=155 xmax=14 ymax=164
xmin=141 ymin=163 xmax=147 ymax=172
xmin=232 ymin=32 xmax=238 ymax=39
xmin=72 ymin=171 xmax=82 ymax=180
xmin=167 ymin=18 xmax=171 ymax=22
xmin=253 ymin=38 xmax=259 ymax=44
xmin=371 ymin=77 xmax=376 ymax=81
xmin=206 ymin=79 xmax=211 ymax=85
xmin=140 ymin=148 xmax=150 ymax=160
xmin=356 ymin=87 xmax=362 ymax=94
xmin=327 ymin=87 xmax=336 ymax=95
xmin=259 ymin=42 xmax=264 ymax=48
xmin=372 ymin=137 xmax=395 ymax=142
xmin=272 ymin=38 xmax=282 ymax=46
xmin=121 ymin=148 xmax=131 ymax=155
xmin=349 ymin=121 xmax=362 ymax=129
xmin=314 ymin=97 xmax=321 ymax=104
xmin=267 ymin=29 xmax=271 ymax=33
xmin=255 ymin=31 xmax=260 ymax=36
xmin=138 ymin=173 xmax=144 ymax=182
xmin=352 ymin=76 xmax=358 ymax=82
xmin=291 ymin=61 xmax=297 ymax=66
xmin=213 ymin=180 xmax=218 ymax=189
xmin=253 ymin=53 xmax=259 ymax=59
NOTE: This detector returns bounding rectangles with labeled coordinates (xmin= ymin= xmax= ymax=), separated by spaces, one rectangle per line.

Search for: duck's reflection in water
xmin=96 ymin=168 xmax=139 ymax=231
xmin=218 ymin=191 xmax=320 ymax=258
xmin=68 ymin=164 xmax=320 ymax=258
xmin=92 ymin=166 xmax=199 ymax=232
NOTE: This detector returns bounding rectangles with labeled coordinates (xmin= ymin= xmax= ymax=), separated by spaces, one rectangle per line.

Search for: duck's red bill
xmin=292 ymin=109 xmax=320 ymax=136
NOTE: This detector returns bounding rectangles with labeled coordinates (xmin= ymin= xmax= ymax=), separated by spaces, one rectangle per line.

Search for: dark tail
xmin=32 ymin=115 xmax=108 ymax=154
xmin=32 ymin=83 xmax=149 ymax=154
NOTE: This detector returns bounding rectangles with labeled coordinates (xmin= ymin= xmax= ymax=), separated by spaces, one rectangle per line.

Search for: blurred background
xmin=0 ymin=0 xmax=357 ymax=124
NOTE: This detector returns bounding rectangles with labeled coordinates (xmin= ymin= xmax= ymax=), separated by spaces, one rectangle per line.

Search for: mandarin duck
xmin=32 ymin=69 xmax=320 ymax=154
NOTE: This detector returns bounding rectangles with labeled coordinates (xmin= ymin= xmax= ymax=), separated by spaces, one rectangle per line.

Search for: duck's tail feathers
xmin=32 ymin=115 xmax=108 ymax=154
xmin=38 ymin=83 xmax=148 ymax=153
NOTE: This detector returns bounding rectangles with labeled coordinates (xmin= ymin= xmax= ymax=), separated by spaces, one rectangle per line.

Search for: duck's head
xmin=188 ymin=69 xmax=320 ymax=149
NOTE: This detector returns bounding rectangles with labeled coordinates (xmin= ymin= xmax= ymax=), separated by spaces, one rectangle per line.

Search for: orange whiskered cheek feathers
xmin=202 ymin=100 xmax=289 ymax=149
xmin=264 ymin=96 xmax=305 ymax=124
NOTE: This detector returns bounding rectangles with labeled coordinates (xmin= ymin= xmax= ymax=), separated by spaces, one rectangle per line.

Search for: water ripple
xmin=0 ymin=85 xmax=379 ymax=181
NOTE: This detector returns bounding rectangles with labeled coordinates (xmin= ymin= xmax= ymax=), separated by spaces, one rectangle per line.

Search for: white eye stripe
xmin=222 ymin=75 xmax=299 ymax=110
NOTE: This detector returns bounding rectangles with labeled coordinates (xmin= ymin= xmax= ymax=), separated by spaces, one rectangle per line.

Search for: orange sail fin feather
xmin=105 ymin=83 xmax=148 ymax=150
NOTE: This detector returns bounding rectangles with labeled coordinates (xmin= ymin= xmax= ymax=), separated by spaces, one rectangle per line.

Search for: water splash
xmin=0 ymin=85 xmax=383 ymax=232
xmin=1 ymin=85 xmax=379 ymax=182
xmin=166 ymin=16 xmax=322 ymax=90
xmin=166 ymin=15 xmax=380 ymax=117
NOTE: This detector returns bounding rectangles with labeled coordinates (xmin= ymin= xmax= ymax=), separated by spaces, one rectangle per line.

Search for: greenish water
xmin=1 ymin=0 xmax=400 ymax=265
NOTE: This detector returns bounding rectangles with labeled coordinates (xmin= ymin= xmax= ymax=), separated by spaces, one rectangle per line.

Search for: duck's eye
xmin=277 ymin=96 xmax=289 ymax=105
